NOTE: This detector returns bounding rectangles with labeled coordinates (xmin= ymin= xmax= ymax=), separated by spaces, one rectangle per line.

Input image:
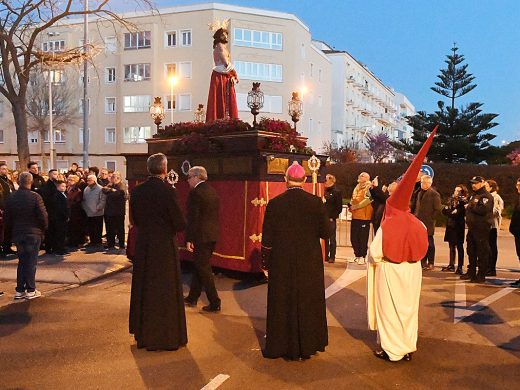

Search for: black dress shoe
xmin=184 ymin=297 xmax=197 ymax=307
xmin=469 ymin=276 xmax=485 ymax=283
xmin=460 ymin=273 xmax=474 ymax=280
xmin=328 ymin=258 xmax=335 ymax=263
xmin=403 ymin=353 xmax=412 ymax=361
xmin=486 ymin=270 xmax=496 ymax=276
xmin=202 ymin=303 xmax=221 ymax=312
xmin=455 ymin=267 xmax=463 ymax=275
xmin=374 ymin=350 xmax=391 ymax=361
xmin=441 ymin=265 xmax=455 ymax=272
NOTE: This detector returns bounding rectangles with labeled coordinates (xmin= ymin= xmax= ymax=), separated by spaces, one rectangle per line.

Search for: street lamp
xmin=288 ymin=91 xmax=303 ymax=132
xmin=194 ymin=104 xmax=205 ymax=123
xmin=149 ymin=97 xmax=165 ymax=133
xmin=169 ymin=75 xmax=177 ymax=124
xmin=247 ymin=82 xmax=264 ymax=128
xmin=45 ymin=69 xmax=55 ymax=169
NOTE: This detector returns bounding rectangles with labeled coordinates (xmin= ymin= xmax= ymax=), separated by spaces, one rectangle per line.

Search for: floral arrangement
xmin=155 ymin=117 xmax=313 ymax=154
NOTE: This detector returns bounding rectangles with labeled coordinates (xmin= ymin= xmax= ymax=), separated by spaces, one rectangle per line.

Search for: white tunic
xmin=367 ymin=229 xmax=422 ymax=361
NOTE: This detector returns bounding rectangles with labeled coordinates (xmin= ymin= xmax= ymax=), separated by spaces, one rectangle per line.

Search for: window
xmin=235 ymin=61 xmax=283 ymax=82
xmin=42 ymin=40 xmax=65 ymax=52
xmin=79 ymin=98 xmax=90 ymax=114
xmin=104 ymin=36 xmax=117 ymax=53
xmin=233 ymin=28 xmax=282 ymax=50
xmin=310 ymin=63 xmax=313 ymax=77
xmin=28 ymin=131 xmax=38 ymax=144
xmin=0 ymin=101 xmax=4 ymax=118
xmin=165 ymin=63 xmax=177 ymax=77
xmin=165 ymin=31 xmax=177 ymax=47
xmin=56 ymin=160 xmax=69 ymax=173
xmin=318 ymin=69 xmax=323 ymax=82
xmin=166 ymin=95 xmax=176 ymax=111
xmin=105 ymin=67 xmax=116 ymax=83
xmin=124 ymin=31 xmax=151 ymax=50
xmin=105 ymin=128 xmax=116 ymax=144
xmin=124 ymin=63 xmax=151 ymax=81
xmin=123 ymin=126 xmax=152 ymax=143
xmin=179 ymin=62 xmax=192 ymax=79
xmin=79 ymin=128 xmax=90 ymax=144
xmin=105 ymin=161 xmax=117 ymax=171
xmin=0 ymin=129 xmax=4 ymax=143
xmin=178 ymin=94 xmax=191 ymax=111
xmin=105 ymin=97 xmax=116 ymax=113
xmin=79 ymin=71 xmax=90 ymax=84
xmin=50 ymin=70 xmax=64 ymax=84
xmin=123 ymin=95 xmax=152 ymax=113
xmin=180 ymin=30 xmax=192 ymax=46
xmin=43 ymin=129 xmax=65 ymax=143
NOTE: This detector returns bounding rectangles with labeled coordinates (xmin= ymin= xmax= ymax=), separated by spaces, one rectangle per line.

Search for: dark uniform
xmin=462 ymin=183 xmax=493 ymax=282
xmin=323 ymin=184 xmax=343 ymax=263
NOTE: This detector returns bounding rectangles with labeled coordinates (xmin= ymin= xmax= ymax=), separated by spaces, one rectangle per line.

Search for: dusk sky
xmin=116 ymin=0 xmax=520 ymax=145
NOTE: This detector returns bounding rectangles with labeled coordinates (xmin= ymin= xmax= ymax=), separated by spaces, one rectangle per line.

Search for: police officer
xmin=461 ymin=176 xmax=494 ymax=283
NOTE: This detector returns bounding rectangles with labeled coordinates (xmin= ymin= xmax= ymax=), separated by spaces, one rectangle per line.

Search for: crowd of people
xmin=323 ymin=169 xmax=520 ymax=287
xmin=0 ymin=161 xmax=128 ymax=300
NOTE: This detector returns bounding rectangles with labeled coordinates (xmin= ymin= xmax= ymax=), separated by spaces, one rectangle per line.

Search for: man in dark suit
xmin=414 ymin=175 xmax=442 ymax=270
xmin=129 ymin=153 xmax=187 ymax=351
xmin=184 ymin=166 xmax=221 ymax=312
xmin=261 ymin=162 xmax=330 ymax=360
xmin=323 ymin=173 xmax=343 ymax=263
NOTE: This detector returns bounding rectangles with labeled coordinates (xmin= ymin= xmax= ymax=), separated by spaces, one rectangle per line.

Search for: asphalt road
xmin=1 ymin=260 xmax=519 ymax=390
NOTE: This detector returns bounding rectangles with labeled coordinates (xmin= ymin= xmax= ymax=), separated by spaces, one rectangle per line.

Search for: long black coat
xmin=510 ymin=194 xmax=520 ymax=236
xmin=414 ymin=187 xmax=442 ymax=235
xmin=262 ymin=188 xmax=330 ymax=359
xmin=443 ymin=196 xmax=467 ymax=244
xmin=129 ymin=177 xmax=187 ymax=350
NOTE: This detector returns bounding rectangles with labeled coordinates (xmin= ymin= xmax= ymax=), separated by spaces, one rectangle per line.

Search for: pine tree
xmin=398 ymin=45 xmax=498 ymax=163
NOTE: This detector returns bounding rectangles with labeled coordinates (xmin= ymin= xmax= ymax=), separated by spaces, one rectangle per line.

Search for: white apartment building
xmin=394 ymin=93 xmax=415 ymax=141
xmin=0 ymin=2 xmax=332 ymax=174
xmin=314 ymin=41 xmax=414 ymax=160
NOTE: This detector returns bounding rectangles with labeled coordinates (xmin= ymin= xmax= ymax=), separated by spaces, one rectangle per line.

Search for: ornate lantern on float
xmin=149 ymin=96 xmax=165 ymax=133
xmin=247 ymin=82 xmax=264 ymax=128
xmin=288 ymin=91 xmax=303 ymax=132
xmin=194 ymin=103 xmax=206 ymax=123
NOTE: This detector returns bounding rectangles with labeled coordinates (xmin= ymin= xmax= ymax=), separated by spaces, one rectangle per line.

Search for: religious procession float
xmin=125 ymin=19 xmax=328 ymax=273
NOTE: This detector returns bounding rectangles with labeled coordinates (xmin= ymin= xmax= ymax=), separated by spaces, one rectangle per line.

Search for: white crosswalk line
xmin=453 ymin=280 xmax=468 ymax=323
xmin=201 ymin=374 xmax=230 ymax=390
xmin=325 ymin=267 xmax=366 ymax=299
xmin=454 ymin=286 xmax=516 ymax=323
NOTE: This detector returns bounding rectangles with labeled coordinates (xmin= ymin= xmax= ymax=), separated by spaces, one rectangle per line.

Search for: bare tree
xmin=365 ymin=132 xmax=394 ymax=163
xmin=25 ymin=69 xmax=81 ymax=171
xmin=322 ymin=141 xmax=358 ymax=164
xmin=0 ymin=0 xmax=152 ymax=168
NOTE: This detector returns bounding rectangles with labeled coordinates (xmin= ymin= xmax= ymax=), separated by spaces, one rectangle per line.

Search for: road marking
xmin=454 ymin=286 xmax=516 ymax=323
xmin=201 ymin=374 xmax=230 ymax=390
xmin=453 ymin=281 xmax=467 ymax=323
xmin=325 ymin=267 xmax=366 ymax=299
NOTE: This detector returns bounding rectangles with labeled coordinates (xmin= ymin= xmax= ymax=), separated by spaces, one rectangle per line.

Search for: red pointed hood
xmin=381 ymin=126 xmax=438 ymax=263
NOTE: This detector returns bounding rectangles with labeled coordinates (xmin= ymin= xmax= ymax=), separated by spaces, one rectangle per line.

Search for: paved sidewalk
xmin=0 ymin=247 xmax=132 ymax=306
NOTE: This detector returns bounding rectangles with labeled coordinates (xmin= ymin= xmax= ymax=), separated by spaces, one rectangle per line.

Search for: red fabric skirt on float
xmin=206 ymin=71 xmax=239 ymax=122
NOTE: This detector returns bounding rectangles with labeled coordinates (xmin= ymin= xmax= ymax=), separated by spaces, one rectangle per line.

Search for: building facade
xmin=0 ymin=3 xmax=332 ymax=174
xmin=315 ymin=41 xmax=414 ymax=161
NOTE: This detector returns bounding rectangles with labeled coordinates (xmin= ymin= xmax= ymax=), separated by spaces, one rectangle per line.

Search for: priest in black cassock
xmin=129 ymin=153 xmax=187 ymax=351
xmin=261 ymin=161 xmax=330 ymax=360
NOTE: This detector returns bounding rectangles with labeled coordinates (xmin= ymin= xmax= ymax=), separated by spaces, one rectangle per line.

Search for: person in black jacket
xmin=323 ymin=174 xmax=343 ymax=263
xmin=40 ymin=169 xmax=59 ymax=254
xmin=509 ymin=178 xmax=520 ymax=288
xmin=184 ymin=166 xmax=221 ymax=312
xmin=0 ymin=163 xmax=16 ymax=255
xmin=4 ymin=172 xmax=48 ymax=300
xmin=52 ymin=180 xmax=70 ymax=255
xmin=28 ymin=162 xmax=45 ymax=193
xmin=461 ymin=176 xmax=494 ymax=283
xmin=442 ymin=184 xmax=468 ymax=274
xmin=102 ymin=171 xmax=127 ymax=250
xmin=369 ymin=176 xmax=389 ymax=234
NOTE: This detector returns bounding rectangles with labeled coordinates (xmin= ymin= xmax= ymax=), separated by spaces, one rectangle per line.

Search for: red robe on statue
xmin=206 ymin=42 xmax=239 ymax=122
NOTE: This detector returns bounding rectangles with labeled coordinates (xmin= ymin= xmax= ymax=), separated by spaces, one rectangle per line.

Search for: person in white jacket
xmin=82 ymin=175 xmax=106 ymax=247
xmin=485 ymin=179 xmax=504 ymax=276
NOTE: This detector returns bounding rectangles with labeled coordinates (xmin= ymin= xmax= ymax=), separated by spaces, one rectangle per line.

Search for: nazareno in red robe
xmin=206 ymin=70 xmax=239 ymax=122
